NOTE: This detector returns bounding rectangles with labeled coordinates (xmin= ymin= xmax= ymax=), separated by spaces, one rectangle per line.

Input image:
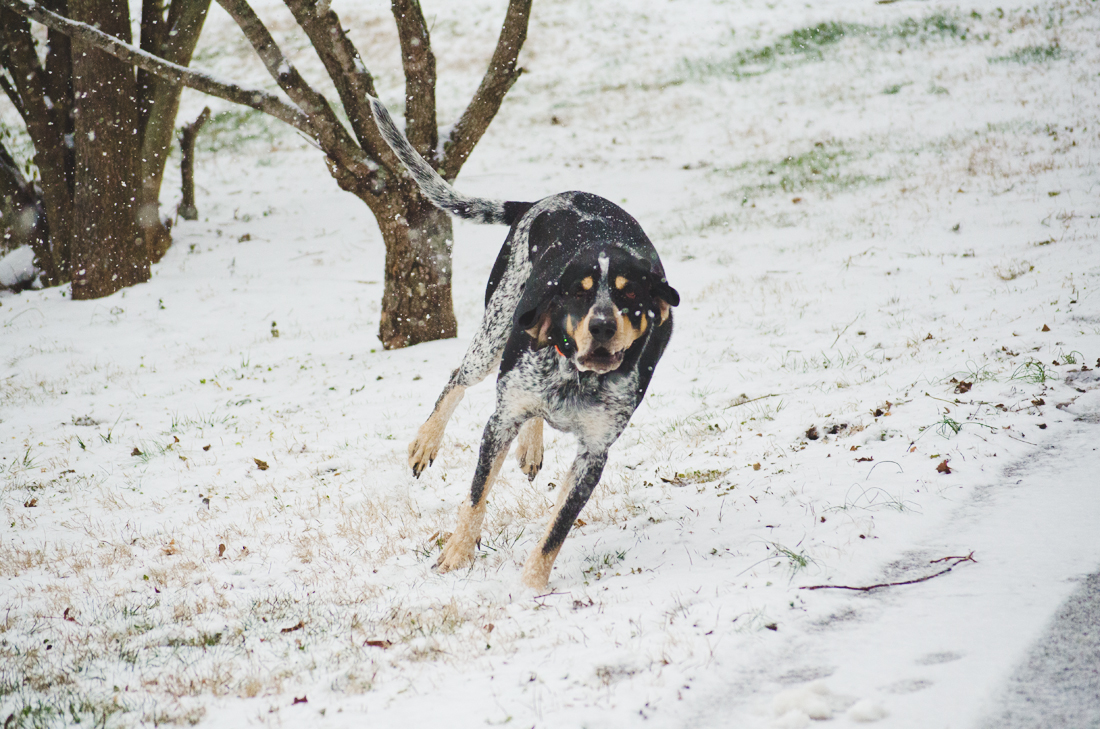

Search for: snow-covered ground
xmin=2 ymin=0 xmax=1099 ymax=726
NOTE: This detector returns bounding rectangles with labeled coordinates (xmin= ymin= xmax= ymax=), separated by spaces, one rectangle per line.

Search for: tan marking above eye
xmin=581 ymin=276 xmax=594 ymax=291
xmin=614 ymin=276 xmax=628 ymax=290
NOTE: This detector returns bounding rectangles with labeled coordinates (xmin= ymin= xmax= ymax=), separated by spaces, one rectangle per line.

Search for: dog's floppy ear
xmin=649 ymin=275 xmax=679 ymax=325
xmin=515 ymin=279 xmax=559 ymax=343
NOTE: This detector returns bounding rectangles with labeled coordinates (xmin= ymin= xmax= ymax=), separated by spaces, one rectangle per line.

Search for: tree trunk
xmin=138 ymin=0 xmax=210 ymax=257
xmin=69 ymin=0 xmax=148 ymax=298
xmin=377 ymin=193 xmax=458 ymax=349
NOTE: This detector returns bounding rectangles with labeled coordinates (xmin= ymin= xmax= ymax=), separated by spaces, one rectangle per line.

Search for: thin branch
xmin=212 ymin=0 xmax=378 ymax=184
xmin=282 ymin=0 xmax=395 ymax=171
xmin=391 ymin=0 xmax=438 ymax=163
xmin=799 ymin=552 xmax=977 ymax=592
xmin=438 ymin=0 xmax=532 ymax=181
xmin=0 ymin=0 xmax=315 ymax=136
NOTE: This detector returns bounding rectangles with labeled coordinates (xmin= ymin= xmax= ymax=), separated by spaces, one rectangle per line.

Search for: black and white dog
xmin=370 ymin=98 xmax=679 ymax=589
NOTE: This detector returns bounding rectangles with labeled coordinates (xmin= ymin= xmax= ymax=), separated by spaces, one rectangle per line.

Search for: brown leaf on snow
xmin=23 ymin=498 xmax=37 ymax=508
xmin=856 ymin=457 xmax=874 ymax=462
xmin=954 ymin=380 xmax=972 ymax=394
xmin=936 ymin=460 xmax=952 ymax=474
xmin=253 ymin=458 xmax=269 ymax=471
xmin=162 ymin=539 xmax=178 ymax=555
xmin=365 ymin=639 xmax=393 ymax=649
xmin=218 ymin=543 xmax=226 ymax=558
xmin=805 ymin=426 xmax=819 ymax=440
xmin=752 ymin=463 xmax=762 ymax=471
xmin=292 ymin=696 xmax=307 ymax=705
xmin=281 ymin=620 xmax=305 ymax=634
xmin=1041 ymin=324 xmax=1050 ymax=332
xmin=131 ymin=447 xmax=143 ymax=457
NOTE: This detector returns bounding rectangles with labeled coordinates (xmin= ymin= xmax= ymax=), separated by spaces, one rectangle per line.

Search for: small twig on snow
xmin=799 ymin=551 xmax=976 ymax=592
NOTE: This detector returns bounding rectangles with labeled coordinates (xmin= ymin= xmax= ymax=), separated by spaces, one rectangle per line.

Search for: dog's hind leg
xmin=513 ymin=417 xmax=544 ymax=481
xmin=435 ymin=413 xmax=523 ymax=573
xmin=521 ymin=450 xmax=608 ymax=590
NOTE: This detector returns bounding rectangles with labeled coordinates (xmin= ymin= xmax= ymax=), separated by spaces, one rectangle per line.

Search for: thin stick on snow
xmin=799 ymin=552 xmax=977 ymax=592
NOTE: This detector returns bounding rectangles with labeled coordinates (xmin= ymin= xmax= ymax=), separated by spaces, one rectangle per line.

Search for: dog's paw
xmin=514 ymin=418 xmax=544 ymax=482
xmin=520 ymin=547 xmax=556 ymax=591
xmin=434 ymin=535 xmax=475 ymax=574
xmin=408 ymin=419 xmax=445 ymax=478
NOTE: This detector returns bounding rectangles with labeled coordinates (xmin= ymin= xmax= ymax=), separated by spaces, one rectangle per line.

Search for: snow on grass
xmin=2 ymin=0 xmax=1100 ymax=726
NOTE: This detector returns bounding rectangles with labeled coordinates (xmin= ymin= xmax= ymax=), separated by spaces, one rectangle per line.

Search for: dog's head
xmin=516 ymin=246 xmax=679 ymax=374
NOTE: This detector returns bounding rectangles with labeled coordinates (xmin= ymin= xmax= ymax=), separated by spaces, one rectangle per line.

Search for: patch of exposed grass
xmin=680 ymin=13 xmax=964 ymax=81
xmin=989 ymin=44 xmax=1063 ymax=64
xmin=198 ymin=108 xmax=286 ymax=154
xmin=1010 ymin=360 xmax=1052 ymax=384
xmin=716 ymin=141 xmax=887 ymax=202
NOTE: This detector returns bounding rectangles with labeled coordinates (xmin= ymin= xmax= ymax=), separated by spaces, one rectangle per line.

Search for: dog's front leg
xmin=435 ymin=413 xmax=522 ymax=573
xmin=408 ymin=376 xmax=467 ymax=478
xmin=521 ymin=450 xmax=608 ymax=590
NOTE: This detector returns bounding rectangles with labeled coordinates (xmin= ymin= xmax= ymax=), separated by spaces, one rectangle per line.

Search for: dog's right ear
xmin=524 ymin=311 xmax=553 ymax=347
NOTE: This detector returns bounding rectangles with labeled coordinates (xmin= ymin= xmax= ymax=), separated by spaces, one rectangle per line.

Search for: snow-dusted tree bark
xmin=0 ymin=0 xmax=533 ymax=348
xmin=0 ymin=0 xmax=210 ymax=297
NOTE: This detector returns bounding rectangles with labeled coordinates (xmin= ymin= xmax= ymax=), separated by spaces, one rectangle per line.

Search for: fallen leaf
xmin=218 ymin=543 xmax=226 ymax=558
xmin=365 ymin=639 xmax=392 ymax=649
xmin=765 ymin=623 xmax=778 ymax=631
xmin=292 ymin=696 xmax=307 ymax=705
xmin=254 ymin=458 xmax=269 ymax=471
xmin=954 ymin=380 xmax=972 ymax=394
xmin=752 ymin=463 xmax=762 ymax=471
xmin=805 ymin=426 xmax=819 ymax=440
xmin=856 ymin=456 xmax=873 ymax=462
xmin=1041 ymin=324 xmax=1050 ymax=332
xmin=162 ymin=539 xmax=178 ymax=555
xmin=936 ymin=460 xmax=952 ymax=474
xmin=131 ymin=447 xmax=143 ymax=456
xmin=203 ymin=444 xmax=211 ymax=451
xmin=23 ymin=498 xmax=37 ymax=508
xmin=281 ymin=620 xmax=304 ymax=634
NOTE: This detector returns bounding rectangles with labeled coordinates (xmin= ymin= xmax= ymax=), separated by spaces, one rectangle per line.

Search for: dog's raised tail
xmin=369 ymin=97 xmax=528 ymax=227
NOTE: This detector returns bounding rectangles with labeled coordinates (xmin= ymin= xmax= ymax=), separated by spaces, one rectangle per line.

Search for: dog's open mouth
xmin=577 ymin=347 xmax=624 ymax=373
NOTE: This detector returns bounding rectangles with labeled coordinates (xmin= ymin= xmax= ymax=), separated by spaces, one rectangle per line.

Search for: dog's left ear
xmin=651 ymin=276 xmax=679 ymax=325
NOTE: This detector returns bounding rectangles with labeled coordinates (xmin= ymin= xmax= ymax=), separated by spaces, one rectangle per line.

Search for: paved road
xmin=981 ymin=569 xmax=1100 ymax=729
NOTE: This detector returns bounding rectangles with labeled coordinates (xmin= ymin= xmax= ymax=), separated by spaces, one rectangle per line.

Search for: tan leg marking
xmin=408 ymin=385 xmax=466 ymax=477
xmin=514 ymin=418 xmax=544 ymax=481
xmin=520 ymin=465 xmax=577 ymax=590
xmin=434 ymin=448 xmax=508 ymax=573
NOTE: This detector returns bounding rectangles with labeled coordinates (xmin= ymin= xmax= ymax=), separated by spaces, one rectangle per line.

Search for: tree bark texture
xmin=69 ymin=0 xmax=147 ymax=298
xmin=2 ymin=0 xmax=533 ymax=346
xmin=377 ymin=194 xmax=457 ymax=349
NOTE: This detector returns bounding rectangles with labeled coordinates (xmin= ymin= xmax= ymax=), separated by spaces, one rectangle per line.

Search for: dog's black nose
xmin=588 ymin=315 xmax=617 ymax=343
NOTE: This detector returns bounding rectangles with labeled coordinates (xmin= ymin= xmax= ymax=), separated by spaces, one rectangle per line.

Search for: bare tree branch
xmin=212 ymin=0 xmax=379 ymax=186
xmin=0 ymin=0 xmax=315 ymax=136
xmin=283 ymin=0 xmax=397 ymax=173
xmin=391 ymin=0 xmax=438 ymax=163
xmin=438 ymin=0 xmax=531 ymax=181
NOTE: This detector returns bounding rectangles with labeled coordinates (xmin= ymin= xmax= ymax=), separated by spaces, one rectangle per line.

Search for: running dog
xmin=369 ymin=98 xmax=679 ymax=589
